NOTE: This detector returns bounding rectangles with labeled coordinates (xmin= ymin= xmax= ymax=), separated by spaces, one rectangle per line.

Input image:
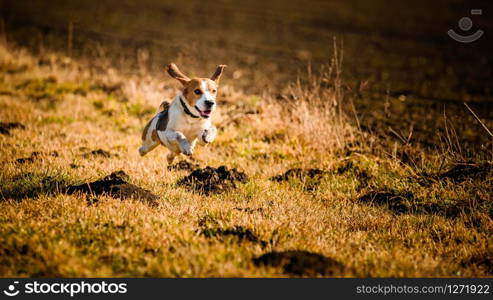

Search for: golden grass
xmin=0 ymin=41 xmax=492 ymax=277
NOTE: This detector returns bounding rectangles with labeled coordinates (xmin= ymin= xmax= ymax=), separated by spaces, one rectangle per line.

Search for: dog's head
xmin=167 ymin=63 xmax=226 ymax=119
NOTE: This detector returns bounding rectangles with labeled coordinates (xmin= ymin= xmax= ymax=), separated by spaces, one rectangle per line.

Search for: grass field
xmin=1 ymin=0 xmax=492 ymax=277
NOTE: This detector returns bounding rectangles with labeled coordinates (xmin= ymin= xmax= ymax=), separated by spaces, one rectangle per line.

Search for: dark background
xmin=1 ymin=0 xmax=492 ymax=154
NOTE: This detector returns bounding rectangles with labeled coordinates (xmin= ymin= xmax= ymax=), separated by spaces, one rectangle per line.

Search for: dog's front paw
xmin=202 ymin=127 xmax=217 ymax=144
xmin=180 ymin=145 xmax=193 ymax=156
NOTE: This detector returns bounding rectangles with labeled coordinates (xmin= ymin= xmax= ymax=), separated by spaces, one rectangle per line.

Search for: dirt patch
xmin=90 ymin=82 xmax=123 ymax=94
xmin=198 ymin=215 xmax=219 ymax=227
xmin=0 ymin=122 xmax=25 ymax=135
xmin=15 ymin=77 xmax=54 ymax=90
xmin=357 ymin=190 xmax=473 ymax=218
xmin=271 ymin=168 xmax=328 ymax=182
xmin=167 ymin=160 xmax=200 ymax=171
xmin=3 ymin=64 xmax=28 ymax=74
xmin=463 ymin=212 xmax=493 ymax=230
xmin=270 ymin=168 xmax=328 ymax=191
xmin=336 ymin=161 xmax=372 ymax=190
xmin=200 ymin=225 xmax=268 ymax=247
xmin=66 ymin=170 xmax=159 ymax=206
xmin=197 ymin=215 xmax=267 ymax=247
xmin=15 ymin=151 xmax=59 ymax=164
xmin=0 ymin=90 xmax=15 ymax=96
xmin=437 ymin=164 xmax=491 ymax=183
xmin=234 ymin=207 xmax=264 ymax=214
xmin=253 ymin=250 xmax=345 ymax=276
xmin=86 ymin=197 xmax=100 ymax=206
xmin=336 ymin=161 xmax=355 ymax=174
xmin=416 ymin=163 xmax=492 ymax=186
xmin=15 ymin=152 xmax=41 ymax=164
xmin=358 ymin=191 xmax=415 ymax=214
xmin=29 ymin=93 xmax=58 ymax=103
xmin=178 ymin=166 xmax=248 ymax=195
xmin=461 ymin=250 xmax=493 ymax=275
xmin=90 ymin=82 xmax=127 ymax=102
xmin=1 ymin=243 xmax=31 ymax=258
xmin=81 ymin=149 xmax=117 ymax=158
xmin=261 ymin=132 xmax=286 ymax=143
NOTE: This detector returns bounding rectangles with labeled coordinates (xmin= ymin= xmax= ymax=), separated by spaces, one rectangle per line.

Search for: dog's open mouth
xmin=195 ymin=106 xmax=212 ymax=118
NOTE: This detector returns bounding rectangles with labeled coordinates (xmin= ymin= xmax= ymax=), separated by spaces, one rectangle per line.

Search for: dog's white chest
xmin=173 ymin=115 xmax=208 ymax=141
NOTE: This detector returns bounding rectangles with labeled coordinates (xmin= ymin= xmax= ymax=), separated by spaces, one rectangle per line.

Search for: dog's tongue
xmin=200 ymin=110 xmax=212 ymax=117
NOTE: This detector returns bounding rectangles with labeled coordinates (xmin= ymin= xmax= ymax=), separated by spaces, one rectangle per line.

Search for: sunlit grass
xmin=0 ymin=41 xmax=492 ymax=278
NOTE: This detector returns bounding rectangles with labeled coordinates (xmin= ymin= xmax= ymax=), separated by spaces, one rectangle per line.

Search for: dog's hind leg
xmin=140 ymin=117 xmax=160 ymax=156
xmin=139 ymin=138 xmax=159 ymax=156
xmin=139 ymin=128 xmax=160 ymax=156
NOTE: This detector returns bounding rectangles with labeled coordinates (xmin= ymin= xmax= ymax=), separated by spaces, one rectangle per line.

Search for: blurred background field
xmin=2 ymin=0 xmax=493 ymax=152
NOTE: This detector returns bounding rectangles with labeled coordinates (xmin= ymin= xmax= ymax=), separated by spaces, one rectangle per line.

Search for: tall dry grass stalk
xmin=261 ymin=40 xmax=355 ymax=154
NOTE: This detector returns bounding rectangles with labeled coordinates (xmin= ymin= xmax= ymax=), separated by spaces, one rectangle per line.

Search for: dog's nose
xmin=204 ymin=100 xmax=215 ymax=108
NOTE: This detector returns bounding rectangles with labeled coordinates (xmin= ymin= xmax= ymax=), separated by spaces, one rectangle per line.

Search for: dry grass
xmin=0 ymin=40 xmax=492 ymax=277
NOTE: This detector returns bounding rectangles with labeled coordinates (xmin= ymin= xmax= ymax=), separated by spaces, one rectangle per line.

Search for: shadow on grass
xmin=253 ymin=250 xmax=346 ymax=277
xmin=0 ymin=170 xmax=159 ymax=207
xmin=271 ymin=163 xmax=373 ymax=192
xmin=197 ymin=214 xmax=268 ymax=247
xmin=0 ymin=172 xmax=70 ymax=201
xmin=270 ymin=168 xmax=329 ymax=191
xmin=461 ymin=251 xmax=493 ymax=276
xmin=66 ymin=170 xmax=159 ymax=207
xmin=0 ymin=122 xmax=25 ymax=135
xmin=357 ymin=190 xmax=491 ymax=222
xmin=416 ymin=163 xmax=492 ymax=186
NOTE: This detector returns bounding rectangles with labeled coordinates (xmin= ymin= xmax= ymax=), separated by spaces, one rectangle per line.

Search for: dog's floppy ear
xmin=210 ymin=64 xmax=227 ymax=83
xmin=167 ymin=63 xmax=191 ymax=85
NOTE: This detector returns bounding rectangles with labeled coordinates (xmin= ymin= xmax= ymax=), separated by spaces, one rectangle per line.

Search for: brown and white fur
xmin=139 ymin=63 xmax=226 ymax=164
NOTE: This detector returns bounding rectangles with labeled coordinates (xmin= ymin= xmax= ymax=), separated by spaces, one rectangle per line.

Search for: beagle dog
xmin=139 ymin=63 xmax=226 ymax=164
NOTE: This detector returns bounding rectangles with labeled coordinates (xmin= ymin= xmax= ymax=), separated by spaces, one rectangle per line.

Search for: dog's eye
xmin=194 ymin=89 xmax=202 ymax=95
xmin=212 ymin=89 xmax=217 ymax=93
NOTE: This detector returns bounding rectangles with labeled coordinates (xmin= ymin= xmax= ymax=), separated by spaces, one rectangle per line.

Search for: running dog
xmin=139 ymin=63 xmax=226 ymax=164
